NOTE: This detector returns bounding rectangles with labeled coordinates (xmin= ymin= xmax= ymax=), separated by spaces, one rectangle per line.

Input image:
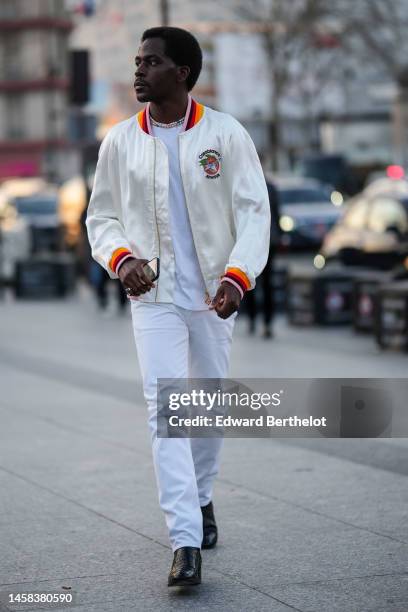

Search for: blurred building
xmin=0 ymin=0 xmax=80 ymax=182
xmin=69 ymin=0 xmax=407 ymax=171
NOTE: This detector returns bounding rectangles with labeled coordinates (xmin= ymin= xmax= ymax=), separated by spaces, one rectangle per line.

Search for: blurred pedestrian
xmin=91 ymin=261 xmax=127 ymax=313
xmin=245 ymin=181 xmax=281 ymax=338
xmin=79 ymin=205 xmax=93 ymax=279
xmin=82 ymin=208 xmax=127 ymax=313
xmin=86 ymin=26 xmax=270 ymax=587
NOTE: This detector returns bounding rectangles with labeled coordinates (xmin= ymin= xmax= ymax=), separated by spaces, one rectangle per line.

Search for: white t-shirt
xmin=152 ymin=122 xmax=207 ymax=310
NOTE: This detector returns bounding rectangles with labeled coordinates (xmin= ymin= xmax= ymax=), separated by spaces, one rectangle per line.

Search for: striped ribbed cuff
xmin=109 ymin=248 xmax=133 ymax=275
xmin=115 ymin=253 xmax=135 ymax=274
xmin=224 ymin=267 xmax=251 ymax=295
xmin=221 ymin=276 xmax=244 ymax=300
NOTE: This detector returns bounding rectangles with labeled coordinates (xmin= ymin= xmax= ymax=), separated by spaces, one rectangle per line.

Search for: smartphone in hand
xmin=143 ymin=257 xmax=160 ymax=282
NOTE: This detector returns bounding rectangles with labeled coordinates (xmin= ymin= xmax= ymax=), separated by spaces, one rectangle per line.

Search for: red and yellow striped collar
xmin=137 ymin=95 xmax=204 ymax=135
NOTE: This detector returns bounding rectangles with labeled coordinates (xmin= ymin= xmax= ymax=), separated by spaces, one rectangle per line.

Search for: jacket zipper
xmin=178 ymin=135 xmax=211 ymax=304
xmin=152 ymin=138 xmax=160 ymax=302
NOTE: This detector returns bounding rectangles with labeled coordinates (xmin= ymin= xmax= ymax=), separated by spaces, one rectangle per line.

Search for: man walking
xmin=86 ymin=26 xmax=270 ymax=586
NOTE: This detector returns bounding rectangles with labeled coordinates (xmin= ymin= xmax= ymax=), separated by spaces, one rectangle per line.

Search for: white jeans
xmin=130 ymin=302 xmax=236 ymax=551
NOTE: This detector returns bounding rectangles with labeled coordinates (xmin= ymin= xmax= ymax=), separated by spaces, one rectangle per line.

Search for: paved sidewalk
xmin=0 ymin=286 xmax=407 ymax=611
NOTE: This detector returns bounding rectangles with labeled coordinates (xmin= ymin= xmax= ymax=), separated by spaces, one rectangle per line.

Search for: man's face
xmin=134 ymin=37 xmax=188 ymax=103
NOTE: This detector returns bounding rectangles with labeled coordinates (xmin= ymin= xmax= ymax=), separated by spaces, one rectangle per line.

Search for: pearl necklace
xmin=150 ymin=115 xmax=185 ymax=128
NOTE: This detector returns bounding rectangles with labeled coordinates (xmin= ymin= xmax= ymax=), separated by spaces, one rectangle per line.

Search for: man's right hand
xmin=118 ymin=258 xmax=155 ymax=296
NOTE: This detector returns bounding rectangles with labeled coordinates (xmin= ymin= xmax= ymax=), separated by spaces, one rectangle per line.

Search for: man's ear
xmin=177 ymin=65 xmax=190 ymax=85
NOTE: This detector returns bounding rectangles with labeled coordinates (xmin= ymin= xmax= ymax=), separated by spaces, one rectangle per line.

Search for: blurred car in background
xmin=0 ymin=178 xmax=51 ymax=283
xmin=296 ymin=153 xmax=359 ymax=196
xmin=0 ymin=177 xmax=49 ymax=200
xmin=265 ymin=174 xmax=343 ymax=250
xmin=0 ymin=175 xmax=89 ymax=286
xmin=0 ymin=197 xmax=30 ymax=283
xmin=362 ymin=176 xmax=408 ymax=199
xmin=318 ymin=178 xmax=408 ymax=270
xmin=13 ymin=192 xmax=62 ymax=252
xmin=364 ymin=165 xmax=406 ymax=189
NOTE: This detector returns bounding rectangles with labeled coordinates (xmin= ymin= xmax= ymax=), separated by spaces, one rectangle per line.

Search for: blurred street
xmin=1 ymin=285 xmax=407 ymax=611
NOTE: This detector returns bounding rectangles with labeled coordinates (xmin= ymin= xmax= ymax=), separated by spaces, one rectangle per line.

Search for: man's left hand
xmin=209 ymin=281 xmax=241 ymax=319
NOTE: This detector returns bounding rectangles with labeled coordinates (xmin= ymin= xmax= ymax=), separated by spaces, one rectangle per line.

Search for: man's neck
xmin=149 ymin=93 xmax=189 ymax=124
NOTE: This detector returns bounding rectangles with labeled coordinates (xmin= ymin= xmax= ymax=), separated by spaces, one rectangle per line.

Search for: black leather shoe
xmin=201 ymin=501 xmax=218 ymax=549
xmin=168 ymin=547 xmax=201 ymax=587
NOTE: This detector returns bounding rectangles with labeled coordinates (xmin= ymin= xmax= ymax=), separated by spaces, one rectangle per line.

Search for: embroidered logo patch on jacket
xmin=199 ymin=149 xmax=221 ymax=179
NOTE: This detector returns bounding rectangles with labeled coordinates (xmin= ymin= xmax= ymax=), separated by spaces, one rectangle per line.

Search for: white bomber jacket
xmin=86 ymin=96 xmax=271 ymax=303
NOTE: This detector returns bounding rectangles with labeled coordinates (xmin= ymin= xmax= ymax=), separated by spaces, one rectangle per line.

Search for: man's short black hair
xmin=141 ymin=26 xmax=202 ymax=91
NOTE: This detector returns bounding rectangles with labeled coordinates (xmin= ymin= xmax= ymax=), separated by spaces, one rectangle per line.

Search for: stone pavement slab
xmin=266 ymin=573 xmax=408 ymax=612
xmin=221 ymin=438 xmax=408 ymax=543
xmin=0 ymin=571 xmax=295 ymax=612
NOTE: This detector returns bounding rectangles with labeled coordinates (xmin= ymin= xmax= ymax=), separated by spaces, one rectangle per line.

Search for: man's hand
xmin=209 ymin=281 xmax=241 ymax=319
xmin=118 ymin=258 xmax=155 ymax=296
